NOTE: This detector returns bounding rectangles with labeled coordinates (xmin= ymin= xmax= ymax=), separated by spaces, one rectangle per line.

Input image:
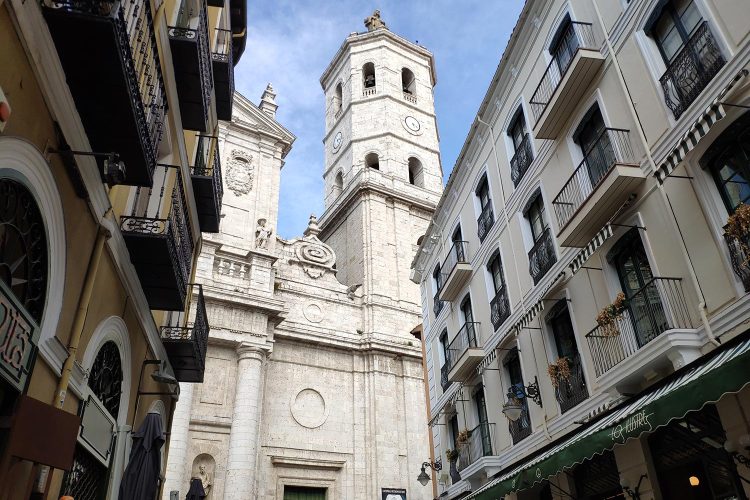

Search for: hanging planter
xmin=726 ymin=203 xmax=750 ymax=267
xmin=595 ymin=292 xmax=627 ymax=337
xmin=547 ymin=357 xmax=572 ymax=388
xmin=456 ymin=428 xmax=471 ymax=447
xmin=445 ymin=449 xmax=459 ymax=462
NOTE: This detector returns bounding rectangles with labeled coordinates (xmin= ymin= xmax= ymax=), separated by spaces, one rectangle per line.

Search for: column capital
xmin=236 ymin=342 xmax=268 ymax=361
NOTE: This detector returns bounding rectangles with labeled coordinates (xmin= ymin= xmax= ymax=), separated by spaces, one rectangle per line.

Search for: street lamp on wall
xmin=502 ymin=377 xmax=542 ymax=421
xmin=620 ymin=474 xmax=647 ymax=499
xmin=724 ymin=434 xmax=750 ymax=468
xmin=417 ymin=460 xmax=442 ymax=486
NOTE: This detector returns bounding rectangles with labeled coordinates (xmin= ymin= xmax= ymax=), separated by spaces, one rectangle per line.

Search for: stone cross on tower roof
xmin=364 ymin=10 xmax=387 ymax=32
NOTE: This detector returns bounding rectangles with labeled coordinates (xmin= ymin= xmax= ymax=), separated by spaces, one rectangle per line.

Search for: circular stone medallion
xmin=303 ymin=303 xmax=323 ymax=323
xmin=290 ymin=388 xmax=329 ymax=428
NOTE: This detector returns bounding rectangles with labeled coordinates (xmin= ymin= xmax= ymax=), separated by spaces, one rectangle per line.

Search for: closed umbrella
xmin=185 ymin=478 xmax=206 ymax=500
xmin=118 ymin=412 xmax=165 ymax=500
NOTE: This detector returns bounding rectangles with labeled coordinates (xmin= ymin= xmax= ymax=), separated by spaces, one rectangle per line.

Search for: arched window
xmin=0 ymin=178 xmax=49 ymax=323
xmin=334 ymin=82 xmax=343 ymax=115
xmin=362 ymin=62 xmax=376 ymax=92
xmin=365 ymin=152 xmax=380 ymax=170
xmin=333 ymin=171 xmax=343 ymax=197
xmin=408 ymin=157 xmax=423 ymax=186
xmin=402 ymin=68 xmax=416 ymax=96
xmin=88 ymin=340 xmax=124 ymax=418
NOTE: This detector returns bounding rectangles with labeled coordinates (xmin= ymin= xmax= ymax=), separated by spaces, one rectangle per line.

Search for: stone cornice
xmin=270 ymin=456 xmax=346 ymax=470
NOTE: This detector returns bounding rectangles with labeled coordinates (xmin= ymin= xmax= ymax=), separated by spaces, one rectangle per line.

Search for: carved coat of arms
xmin=226 ymin=149 xmax=254 ymax=196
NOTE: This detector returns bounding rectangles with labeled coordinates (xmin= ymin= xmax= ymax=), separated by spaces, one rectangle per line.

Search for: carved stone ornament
xmin=289 ymin=214 xmax=336 ymax=279
xmin=226 ymin=149 xmax=254 ymax=196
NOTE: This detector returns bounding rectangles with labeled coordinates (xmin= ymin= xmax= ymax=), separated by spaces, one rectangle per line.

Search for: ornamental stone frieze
xmin=225 ymin=148 xmax=254 ymax=196
xmin=285 ymin=215 xmax=337 ymax=279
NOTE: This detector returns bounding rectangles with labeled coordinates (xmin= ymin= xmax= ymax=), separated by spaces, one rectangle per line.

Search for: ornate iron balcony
xmin=433 ymin=290 xmax=445 ymax=317
xmin=660 ymin=21 xmax=725 ymax=119
xmin=552 ymin=128 xmax=636 ymax=230
xmin=528 ymin=228 xmax=556 ymax=285
xmin=445 ymin=322 xmax=480 ymax=374
xmin=43 ymin=0 xmax=167 ymax=186
xmin=458 ymin=422 xmax=495 ymax=470
xmin=440 ymin=363 xmax=451 ymax=391
xmin=191 ymin=135 xmax=223 ymax=233
xmin=510 ymin=133 xmax=534 ymax=187
xmin=212 ymin=28 xmax=234 ymax=121
xmin=724 ymin=228 xmax=750 ymax=291
xmin=161 ymin=284 xmax=209 ymax=383
xmin=121 ymin=166 xmax=194 ymax=310
xmin=530 ymin=21 xmax=597 ymax=123
xmin=490 ymin=286 xmax=511 ymax=331
xmin=584 ymin=277 xmax=693 ymax=376
xmin=477 ymin=203 xmax=495 ymax=242
xmin=508 ymin=392 xmax=532 ymax=444
xmin=552 ymin=354 xmax=588 ymax=413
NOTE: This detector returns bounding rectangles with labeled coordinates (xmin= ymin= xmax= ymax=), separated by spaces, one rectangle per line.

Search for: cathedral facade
xmin=164 ymin=17 xmax=443 ymax=500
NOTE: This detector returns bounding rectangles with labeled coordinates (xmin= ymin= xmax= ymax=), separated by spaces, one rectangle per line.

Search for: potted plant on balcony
xmin=726 ymin=203 xmax=750 ymax=266
xmin=547 ymin=356 xmax=572 ymax=388
xmin=445 ymin=449 xmax=461 ymax=483
xmin=595 ymin=292 xmax=627 ymax=337
xmin=456 ymin=428 xmax=471 ymax=447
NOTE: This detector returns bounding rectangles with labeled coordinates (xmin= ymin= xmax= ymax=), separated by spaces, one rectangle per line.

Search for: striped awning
xmin=466 ymin=333 xmax=750 ymax=500
xmin=428 ymin=384 xmax=465 ymax=427
xmin=568 ymin=224 xmax=614 ymax=275
xmin=655 ymin=68 xmax=749 ymax=183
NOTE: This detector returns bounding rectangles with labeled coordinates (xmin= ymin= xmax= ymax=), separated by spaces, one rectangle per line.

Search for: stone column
xmin=162 ymin=382 xmax=195 ymax=499
xmin=224 ymin=343 xmax=266 ymax=500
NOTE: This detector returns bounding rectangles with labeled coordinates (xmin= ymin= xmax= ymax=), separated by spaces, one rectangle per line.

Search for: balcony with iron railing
xmin=585 ymin=277 xmax=699 ymax=394
xmin=530 ymin=21 xmax=604 ymax=139
xmin=161 ymin=284 xmax=209 ymax=382
xmin=660 ymin=21 xmax=725 ymax=120
xmin=169 ymin=0 xmax=213 ymax=131
xmin=190 ymin=135 xmax=223 ymax=233
xmin=43 ymin=0 xmax=167 ymax=187
xmin=510 ymin=134 xmax=534 ymax=187
xmin=552 ymin=128 xmax=644 ymax=246
xmin=433 ymin=290 xmax=445 ymax=318
xmin=121 ymin=165 xmax=195 ymax=311
xmin=212 ymin=28 xmax=235 ymax=121
xmin=724 ymin=227 xmax=750 ymax=292
xmin=508 ymin=393 xmax=532 ymax=444
xmin=440 ymin=363 xmax=451 ymax=391
xmin=477 ymin=203 xmax=495 ymax=243
xmin=528 ymin=228 xmax=557 ymax=285
xmin=490 ymin=286 xmax=511 ymax=331
xmin=446 ymin=322 xmax=482 ymax=382
xmin=438 ymin=241 xmax=472 ymax=301
xmin=458 ymin=423 xmax=495 ymax=471
xmin=552 ymin=354 xmax=588 ymax=414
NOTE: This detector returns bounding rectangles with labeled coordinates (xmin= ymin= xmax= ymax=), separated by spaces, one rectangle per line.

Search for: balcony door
xmin=474 ymin=387 xmax=492 ymax=456
xmin=651 ymin=0 xmax=703 ymax=68
xmin=551 ymin=16 xmax=579 ymax=77
xmin=548 ymin=302 xmax=587 ymax=413
xmin=504 ymin=349 xmax=531 ymax=443
xmin=574 ymin=106 xmax=613 ymax=187
xmin=611 ymin=230 xmax=668 ymax=347
xmin=452 ymin=225 xmax=465 ymax=261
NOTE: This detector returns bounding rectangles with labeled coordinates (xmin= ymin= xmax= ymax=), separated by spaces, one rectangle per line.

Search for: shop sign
xmin=0 ymin=280 xmax=39 ymax=392
xmin=609 ymin=409 xmax=655 ymax=443
xmin=382 ymin=488 xmax=407 ymax=500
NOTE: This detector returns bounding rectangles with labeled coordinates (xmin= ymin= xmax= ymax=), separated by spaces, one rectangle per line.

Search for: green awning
xmin=467 ymin=334 xmax=750 ymax=500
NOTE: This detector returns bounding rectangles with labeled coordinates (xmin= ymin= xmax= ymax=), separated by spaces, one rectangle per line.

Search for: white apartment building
xmin=412 ymin=0 xmax=750 ymax=498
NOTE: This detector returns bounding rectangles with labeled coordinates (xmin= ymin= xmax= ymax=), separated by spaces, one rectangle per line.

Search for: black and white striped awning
xmin=568 ymin=224 xmax=614 ymax=275
xmin=428 ymin=385 xmax=465 ymax=427
xmin=655 ymin=69 xmax=749 ymax=183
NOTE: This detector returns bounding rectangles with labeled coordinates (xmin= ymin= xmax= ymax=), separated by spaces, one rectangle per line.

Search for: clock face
xmin=404 ymin=116 xmax=421 ymax=132
xmin=332 ymin=131 xmax=343 ymax=151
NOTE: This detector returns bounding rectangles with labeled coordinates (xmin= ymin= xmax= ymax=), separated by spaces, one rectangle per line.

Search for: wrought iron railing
xmin=458 ymin=422 xmax=494 ymax=470
xmin=121 ymin=165 xmax=194 ymax=302
xmin=440 ymin=363 xmax=451 ymax=391
xmin=192 ymin=135 xmax=224 ymax=209
xmin=445 ymin=322 xmax=480 ymax=374
xmin=552 ymin=128 xmax=637 ymax=229
xmin=530 ymin=21 xmax=597 ymax=122
xmin=585 ymin=277 xmax=692 ymax=377
xmin=169 ymin=0 xmax=213 ymax=124
xmin=528 ymin=228 xmax=556 ymax=285
xmin=724 ymin=227 xmax=750 ymax=291
xmin=490 ymin=286 xmax=510 ymax=331
xmin=660 ymin=21 xmax=725 ymax=119
xmin=440 ymin=241 xmax=469 ymax=288
xmin=212 ymin=27 xmax=234 ymax=97
xmin=477 ymin=203 xmax=495 ymax=242
xmin=510 ymin=133 xmax=534 ymax=187
xmin=433 ymin=290 xmax=445 ymax=317
xmin=508 ymin=391 xmax=532 ymax=444
xmin=46 ymin=0 xmax=167 ymax=179
xmin=161 ymin=284 xmax=209 ymax=373
xmin=552 ymin=354 xmax=588 ymax=413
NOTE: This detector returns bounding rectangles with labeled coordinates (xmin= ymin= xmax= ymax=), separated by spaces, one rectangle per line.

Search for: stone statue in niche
xmin=255 ymin=218 xmax=273 ymax=249
xmin=364 ymin=9 xmax=387 ymax=31
xmin=190 ymin=454 xmax=215 ymax=499
xmin=198 ymin=464 xmax=212 ymax=495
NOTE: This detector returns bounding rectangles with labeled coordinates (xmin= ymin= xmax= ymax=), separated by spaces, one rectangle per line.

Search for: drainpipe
xmin=54 ymin=222 xmax=112 ymax=408
xmin=591 ymin=0 xmax=719 ymax=346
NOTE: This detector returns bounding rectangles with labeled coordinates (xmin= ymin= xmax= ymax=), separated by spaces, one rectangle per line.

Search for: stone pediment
xmin=231 ymin=92 xmax=295 ymax=156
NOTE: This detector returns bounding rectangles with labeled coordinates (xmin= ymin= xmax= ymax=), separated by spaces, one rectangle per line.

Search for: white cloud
xmin=234 ymin=1 xmax=524 ymax=238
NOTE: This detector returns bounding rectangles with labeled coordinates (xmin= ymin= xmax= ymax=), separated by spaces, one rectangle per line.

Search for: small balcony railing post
xmin=528 ymin=228 xmax=557 ymax=284
xmin=477 ymin=203 xmax=495 ymax=242
xmin=530 ymin=21 xmax=597 ymax=123
xmin=585 ymin=277 xmax=692 ymax=376
xmin=510 ymin=133 xmax=534 ymax=187
xmin=552 ymin=128 xmax=636 ymax=230
xmin=440 ymin=241 xmax=469 ymax=288
xmin=660 ymin=21 xmax=725 ymax=119
xmin=445 ymin=322 xmax=480 ymax=374
xmin=490 ymin=287 xmax=510 ymax=331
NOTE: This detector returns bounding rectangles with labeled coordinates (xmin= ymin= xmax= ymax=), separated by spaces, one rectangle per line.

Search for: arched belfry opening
xmin=334 ymin=82 xmax=343 ymax=114
xmin=363 ymin=62 xmax=376 ymax=90
xmin=408 ymin=157 xmax=423 ymax=186
xmin=402 ymin=68 xmax=416 ymax=95
xmin=365 ymin=153 xmax=380 ymax=170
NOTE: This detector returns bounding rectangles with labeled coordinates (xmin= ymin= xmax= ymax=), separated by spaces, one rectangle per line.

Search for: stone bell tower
xmin=318 ymin=11 xmax=443 ymax=344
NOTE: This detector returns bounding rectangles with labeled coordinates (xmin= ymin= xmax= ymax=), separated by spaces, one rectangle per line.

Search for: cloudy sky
xmin=234 ymin=1 xmax=525 ymax=238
